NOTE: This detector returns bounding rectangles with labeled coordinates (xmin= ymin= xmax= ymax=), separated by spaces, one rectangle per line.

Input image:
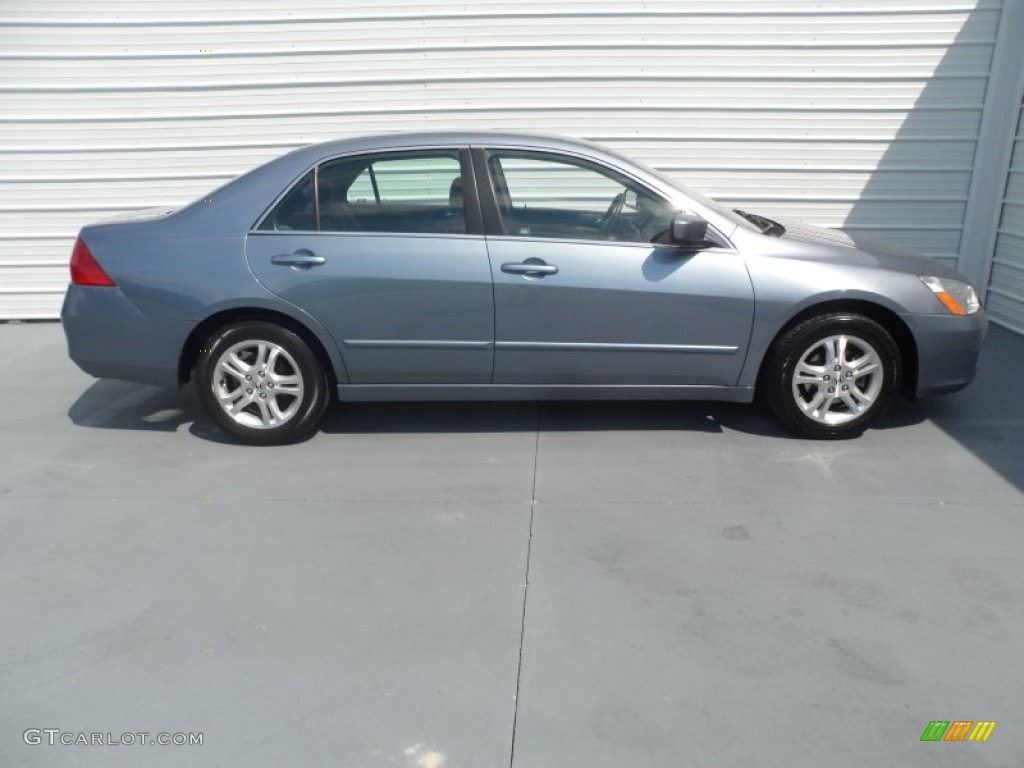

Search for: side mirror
xmin=670 ymin=214 xmax=709 ymax=246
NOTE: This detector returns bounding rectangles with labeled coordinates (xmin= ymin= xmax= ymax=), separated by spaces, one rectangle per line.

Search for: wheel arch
xmin=179 ymin=307 xmax=344 ymax=389
xmin=754 ymin=299 xmax=919 ymax=399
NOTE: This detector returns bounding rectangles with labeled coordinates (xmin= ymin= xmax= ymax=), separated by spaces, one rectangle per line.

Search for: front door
xmin=247 ymin=149 xmax=494 ymax=384
xmin=479 ymin=149 xmax=755 ymax=386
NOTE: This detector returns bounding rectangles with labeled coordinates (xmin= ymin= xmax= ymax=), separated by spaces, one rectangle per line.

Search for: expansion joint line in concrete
xmin=509 ymin=405 xmax=540 ymax=767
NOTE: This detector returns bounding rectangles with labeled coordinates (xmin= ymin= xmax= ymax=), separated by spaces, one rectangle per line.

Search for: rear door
xmin=247 ymin=148 xmax=494 ymax=383
xmin=476 ymin=148 xmax=755 ymax=386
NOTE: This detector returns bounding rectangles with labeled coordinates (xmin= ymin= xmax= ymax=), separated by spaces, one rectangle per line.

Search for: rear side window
xmin=257 ymin=153 xmax=466 ymax=235
xmin=319 ymin=152 xmax=465 ymax=234
xmin=258 ymin=171 xmax=315 ymax=231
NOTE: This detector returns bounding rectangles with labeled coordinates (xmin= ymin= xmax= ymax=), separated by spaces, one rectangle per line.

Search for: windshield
xmin=604 ymin=151 xmax=763 ymax=234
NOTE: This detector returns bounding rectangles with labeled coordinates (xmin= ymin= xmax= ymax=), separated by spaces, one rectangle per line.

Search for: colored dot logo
xmin=921 ymin=720 xmax=997 ymax=742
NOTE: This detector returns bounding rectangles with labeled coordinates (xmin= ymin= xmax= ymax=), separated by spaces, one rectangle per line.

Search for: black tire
xmin=763 ymin=313 xmax=901 ymax=439
xmin=195 ymin=321 xmax=330 ymax=445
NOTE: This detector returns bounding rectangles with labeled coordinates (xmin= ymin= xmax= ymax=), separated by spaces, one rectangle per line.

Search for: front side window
xmin=485 ymin=151 xmax=678 ymax=244
xmin=258 ymin=152 xmax=465 ymax=234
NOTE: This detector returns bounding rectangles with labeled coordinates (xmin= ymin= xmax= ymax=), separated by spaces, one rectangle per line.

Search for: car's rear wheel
xmin=763 ymin=313 xmax=901 ymax=439
xmin=196 ymin=321 xmax=329 ymax=445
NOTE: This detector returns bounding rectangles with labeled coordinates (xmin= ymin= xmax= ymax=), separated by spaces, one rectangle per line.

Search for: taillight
xmin=70 ymin=237 xmax=115 ymax=286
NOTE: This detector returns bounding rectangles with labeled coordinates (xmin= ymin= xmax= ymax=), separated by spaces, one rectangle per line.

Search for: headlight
xmin=919 ymin=276 xmax=980 ymax=316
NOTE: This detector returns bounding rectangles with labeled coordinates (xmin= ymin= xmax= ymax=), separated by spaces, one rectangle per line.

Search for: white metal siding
xmin=0 ymin=0 xmax=1004 ymax=318
xmin=989 ymin=102 xmax=1024 ymax=332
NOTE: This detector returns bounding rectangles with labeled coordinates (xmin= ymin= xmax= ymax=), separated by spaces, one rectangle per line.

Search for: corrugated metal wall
xmin=0 ymin=0 xmax=1006 ymax=319
xmin=989 ymin=99 xmax=1024 ymax=332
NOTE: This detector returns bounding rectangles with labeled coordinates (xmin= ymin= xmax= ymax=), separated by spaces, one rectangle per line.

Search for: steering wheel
xmin=600 ymin=192 xmax=626 ymax=237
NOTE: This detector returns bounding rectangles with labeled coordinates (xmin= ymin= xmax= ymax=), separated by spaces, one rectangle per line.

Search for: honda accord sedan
xmin=62 ymin=131 xmax=987 ymax=444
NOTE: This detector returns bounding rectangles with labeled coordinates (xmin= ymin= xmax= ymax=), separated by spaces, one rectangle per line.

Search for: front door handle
xmin=501 ymin=260 xmax=559 ymax=277
xmin=271 ymin=249 xmax=326 ymax=268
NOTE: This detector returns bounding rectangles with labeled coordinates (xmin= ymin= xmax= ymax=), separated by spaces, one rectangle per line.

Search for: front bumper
xmin=61 ymin=284 xmax=190 ymax=387
xmin=910 ymin=309 xmax=988 ymax=398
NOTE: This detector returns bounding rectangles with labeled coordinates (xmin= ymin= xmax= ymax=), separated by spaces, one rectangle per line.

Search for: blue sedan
xmin=62 ymin=132 xmax=987 ymax=444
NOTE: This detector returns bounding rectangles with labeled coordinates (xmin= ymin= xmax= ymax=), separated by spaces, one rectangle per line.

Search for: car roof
xmin=276 ymin=130 xmax=673 ymax=197
xmin=292 ymin=130 xmax=610 ymax=157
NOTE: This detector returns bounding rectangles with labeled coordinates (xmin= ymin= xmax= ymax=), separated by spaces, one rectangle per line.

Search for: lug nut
xmin=842 ymin=385 xmax=849 ymax=391
xmin=834 ymin=365 xmax=841 ymax=371
xmin=245 ymin=374 xmax=252 ymax=381
xmin=823 ymin=375 xmax=830 ymax=381
xmin=260 ymin=393 xmax=267 ymax=399
xmin=828 ymin=387 xmax=835 ymax=394
xmin=267 ymin=382 xmax=274 ymax=389
xmin=246 ymin=388 xmax=253 ymax=395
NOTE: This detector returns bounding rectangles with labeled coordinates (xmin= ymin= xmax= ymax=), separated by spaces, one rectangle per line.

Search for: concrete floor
xmin=1 ymin=321 xmax=1022 ymax=767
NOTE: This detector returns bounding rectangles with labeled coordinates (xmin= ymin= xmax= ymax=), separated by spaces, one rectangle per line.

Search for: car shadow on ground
xmin=906 ymin=326 xmax=1024 ymax=492
xmin=67 ymin=328 xmax=1021 ymax=493
xmin=70 ymin=329 xmax=1024 ymax=490
xmin=67 ymin=377 xmax=931 ymax=445
xmin=321 ymin=399 xmax=783 ymax=437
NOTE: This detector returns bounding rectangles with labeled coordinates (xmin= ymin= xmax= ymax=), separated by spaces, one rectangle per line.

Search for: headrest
xmin=448 ymin=176 xmax=464 ymax=208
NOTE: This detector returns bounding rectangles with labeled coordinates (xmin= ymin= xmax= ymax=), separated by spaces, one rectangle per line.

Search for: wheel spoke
xmin=233 ymin=352 xmax=253 ymax=371
xmin=811 ymin=394 xmax=837 ymax=420
xmin=822 ymin=339 xmax=838 ymax=369
xmin=217 ymin=387 xmax=244 ymax=404
xmin=849 ymin=352 xmax=880 ymax=378
xmin=800 ymin=387 xmax=829 ymax=415
xmin=848 ymin=385 xmax=874 ymax=406
xmin=839 ymin=391 xmax=864 ymax=414
xmin=218 ymin=354 xmax=248 ymax=382
xmin=836 ymin=335 xmax=848 ymax=365
xmin=254 ymin=397 xmax=272 ymax=426
xmin=795 ymin=361 xmax=825 ymax=381
xmin=265 ymin=346 xmax=281 ymax=374
xmin=270 ymin=373 xmax=300 ymax=386
xmin=268 ymin=397 xmax=288 ymax=422
xmin=227 ymin=395 xmax=250 ymax=415
xmin=254 ymin=343 xmax=270 ymax=370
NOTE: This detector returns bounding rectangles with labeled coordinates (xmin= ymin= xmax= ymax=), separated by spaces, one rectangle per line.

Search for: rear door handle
xmin=501 ymin=261 xmax=558 ymax=276
xmin=271 ymin=249 xmax=326 ymax=268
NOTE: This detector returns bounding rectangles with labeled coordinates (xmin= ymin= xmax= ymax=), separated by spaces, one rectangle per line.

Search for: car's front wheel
xmin=763 ymin=313 xmax=901 ymax=439
xmin=195 ymin=321 xmax=329 ymax=445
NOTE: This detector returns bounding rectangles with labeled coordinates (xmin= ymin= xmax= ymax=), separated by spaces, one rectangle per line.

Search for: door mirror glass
xmin=670 ymin=214 xmax=709 ymax=246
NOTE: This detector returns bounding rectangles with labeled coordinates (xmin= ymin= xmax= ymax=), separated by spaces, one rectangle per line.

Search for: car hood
xmin=772 ymin=219 xmax=966 ymax=281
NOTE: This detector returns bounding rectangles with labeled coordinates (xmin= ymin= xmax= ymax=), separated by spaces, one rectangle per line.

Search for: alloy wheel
xmin=212 ymin=340 xmax=305 ymax=430
xmin=790 ymin=334 xmax=884 ymax=426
